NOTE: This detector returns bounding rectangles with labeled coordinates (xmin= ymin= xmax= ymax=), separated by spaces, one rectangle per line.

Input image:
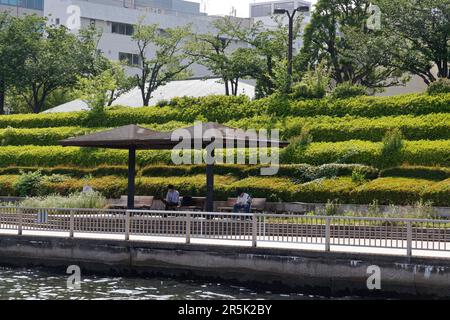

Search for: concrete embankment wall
xmin=1 ymin=234 xmax=450 ymax=298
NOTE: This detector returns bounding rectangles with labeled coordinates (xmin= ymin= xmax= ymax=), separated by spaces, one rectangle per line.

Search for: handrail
xmin=1 ymin=206 xmax=450 ymax=258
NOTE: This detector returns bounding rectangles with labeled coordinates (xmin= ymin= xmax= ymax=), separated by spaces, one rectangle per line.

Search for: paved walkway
xmin=2 ymin=228 xmax=450 ymax=259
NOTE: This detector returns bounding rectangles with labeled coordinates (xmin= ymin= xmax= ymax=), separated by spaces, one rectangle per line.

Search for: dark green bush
xmin=330 ymin=82 xmax=368 ymax=99
xmin=428 ymin=78 xmax=450 ymax=96
xmin=13 ymin=171 xmax=43 ymax=197
xmin=380 ymin=166 xmax=450 ymax=181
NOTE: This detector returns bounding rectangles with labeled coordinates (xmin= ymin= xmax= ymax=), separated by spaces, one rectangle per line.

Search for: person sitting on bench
xmin=162 ymin=184 xmax=180 ymax=210
xmin=233 ymin=189 xmax=252 ymax=213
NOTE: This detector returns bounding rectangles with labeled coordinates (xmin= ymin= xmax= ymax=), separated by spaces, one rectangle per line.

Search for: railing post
xmin=325 ymin=217 xmax=331 ymax=252
xmin=125 ymin=210 xmax=130 ymax=241
xmin=406 ymin=220 xmax=412 ymax=257
xmin=252 ymin=213 xmax=257 ymax=248
xmin=186 ymin=213 xmax=191 ymax=244
xmin=69 ymin=210 xmax=74 ymax=238
xmin=18 ymin=207 xmax=23 ymax=236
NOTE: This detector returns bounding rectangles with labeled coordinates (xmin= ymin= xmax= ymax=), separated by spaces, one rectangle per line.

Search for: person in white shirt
xmin=163 ymin=185 xmax=180 ymax=210
xmin=233 ymin=189 xmax=252 ymax=213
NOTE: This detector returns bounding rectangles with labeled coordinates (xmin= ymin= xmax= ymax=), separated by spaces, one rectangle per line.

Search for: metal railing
xmin=1 ymin=206 xmax=450 ymax=257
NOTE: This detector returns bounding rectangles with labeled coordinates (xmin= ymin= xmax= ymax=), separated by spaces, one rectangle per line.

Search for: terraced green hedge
xmin=0 ymin=175 xmax=448 ymax=206
xmin=0 ymin=140 xmax=447 ymax=168
xmin=0 ymin=93 xmax=448 ymax=129
xmin=288 ymin=94 xmax=450 ymax=117
xmin=380 ymin=166 xmax=450 ymax=181
xmin=1 ymin=113 xmax=449 ymax=146
xmin=289 ymin=140 xmax=450 ymax=167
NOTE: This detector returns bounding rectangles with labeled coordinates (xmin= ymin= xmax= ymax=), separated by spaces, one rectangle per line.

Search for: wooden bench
xmin=178 ymin=197 xmax=206 ymax=212
xmin=108 ymin=196 xmax=154 ymax=210
xmin=218 ymin=198 xmax=267 ymax=213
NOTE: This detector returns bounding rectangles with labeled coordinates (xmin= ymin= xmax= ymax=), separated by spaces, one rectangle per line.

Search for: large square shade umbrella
xmin=60 ymin=123 xmax=289 ymax=211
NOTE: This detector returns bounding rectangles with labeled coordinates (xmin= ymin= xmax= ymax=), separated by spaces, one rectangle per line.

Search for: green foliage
xmin=381 ymin=128 xmax=404 ymax=167
xmin=291 ymin=62 xmax=331 ymax=99
xmin=300 ymin=0 xmax=406 ymax=90
xmin=351 ymin=167 xmax=367 ymax=184
xmin=428 ymin=78 xmax=450 ymax=96
xmin=74 ymin=69 xmax=117 ymax=113
xmin=375 ymin=0 xmax=449 ymax=83
xmin=0 ymin=93 xmax=448 ymax=129
xmin=131 ymin=19 xmax=193 ymax=106
xmin=292 ymin=140 xmax=449 ymax=167
xmin=289 ymin=94 xmax=450 ymax=118
xmin=1 ymin=174 xmax=449 ymax=206
xmin=422 ymin=179 xmax=450 ymax=207
xmin=0 ymin=112 xmax=448 ymax=146
xmin=380 ymin=166 xmax=450 ymax=181
xmin=324 ymin=199 xmax=340 ymax=216
xmin=350 ymin=177 xmax=435 ymax=206
xmin=20 ymin=191 xmax=107 ymax=209
xmin=331 ymin=82 xmax=368 ymax=99
xmin=13 ymin=170 xmax=43 ymax=197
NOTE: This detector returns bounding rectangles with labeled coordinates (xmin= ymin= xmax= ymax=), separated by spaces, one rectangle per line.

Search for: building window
xmin=111 ymin=22 xmax=134 ymax=36
xmin=0 ymin=0 xmax=44 ymax=10
xmin=274 ymin=2 xmax=295 ymax=12
xmin=119 ymin=52 xmax=140 ymax=67
xmin=250 ymin=4 xmax=273 ymax=17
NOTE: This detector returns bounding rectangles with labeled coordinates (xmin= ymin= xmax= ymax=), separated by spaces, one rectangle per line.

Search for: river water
xmin=0 ymin=266 xmax=339 ymax=300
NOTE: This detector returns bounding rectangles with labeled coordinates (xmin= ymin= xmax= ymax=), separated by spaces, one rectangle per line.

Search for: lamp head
xmin=296 ymin=6 xmax=310 ymax=13
xmin=273 ymin=8 xmax=288 ymax=14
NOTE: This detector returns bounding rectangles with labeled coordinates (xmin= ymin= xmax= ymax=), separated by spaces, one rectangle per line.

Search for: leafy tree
xmin=16 ymin=22 xmax=100 ymax=113
xmin=186 ymin=17 xmax=254 ymax=96
xmin=228 ymin=16 xmax=304 ymax=97
xmin=375 ymin=0 xmax=449 ymax=84
xmin=0 ymin=13 xmax=10 ymax=114
xmin=299 ymin=0 xmax=407 ymax=90
xmin=103 ymin=61 xmax=135 ymax=106
xmin=74 ymin=70 xmax=117 ymax=113
xmin=132 ymin=18 xmax=193 ymax=106
xmin=0 ymin=14 xmax=45 ymax=114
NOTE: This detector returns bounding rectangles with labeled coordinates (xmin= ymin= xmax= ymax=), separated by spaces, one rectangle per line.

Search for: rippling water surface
xmin=0 ymin=266 xmax=336 ymax=300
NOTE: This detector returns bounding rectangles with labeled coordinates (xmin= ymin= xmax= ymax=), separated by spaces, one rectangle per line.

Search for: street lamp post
xmin=274 ymin=6 xmax=310 ymax=88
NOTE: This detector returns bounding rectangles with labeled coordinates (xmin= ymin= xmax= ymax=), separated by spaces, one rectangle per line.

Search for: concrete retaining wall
xmin=1 ymin=234 xmax=450 ymax=298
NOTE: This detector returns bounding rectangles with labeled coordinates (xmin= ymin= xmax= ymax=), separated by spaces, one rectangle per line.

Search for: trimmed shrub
xmin=422 ymin=179 xmax=450 ymax=207
xmin=1 ymin=113 xmax=448 ymax=146
xmin=229 ymin=177 xmax=299 ymax=202
xmin=0 ymin=140 xmax=446 ymax=168
xmin=291 ymin=140 xmax=450 ymax=167
xmin=0 ymin=165 xmax=129 ymax=178
xmin=295 ymin=178 xmax=357 ymax=203
xmin=276 ymin=113 xmax=450 ymax=142
xmin=380 ymin=166 xmax=450 ymax=181
xmin=330 ymin=82 xmax=368 ymax=99
xmin=0 ymin=174 xmax=449 ymax=206
xmin=290 ymin=94 xmax=450 ymax=118
xmin=428 ymin=78 xmax=450 ymax=96
xmin=0 ymin=175 xmax=17 ymax=196
xmin=13 ymin=171 xmax=43 ymax=197
xmin=0 ymin=93 xmax=449 ymax=129
xmin=350 ymin=178 xmax=435 ymax=205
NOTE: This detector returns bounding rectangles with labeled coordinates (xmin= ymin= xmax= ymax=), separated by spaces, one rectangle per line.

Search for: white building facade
xmin=42 ymin=0 xmax=251 ymax=78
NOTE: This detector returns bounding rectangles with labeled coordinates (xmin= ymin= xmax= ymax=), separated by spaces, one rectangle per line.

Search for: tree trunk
xmin=0 ymin=78 xmax=5 ymax=115
xmin=224 ymin=78 xmax=230 ymax=96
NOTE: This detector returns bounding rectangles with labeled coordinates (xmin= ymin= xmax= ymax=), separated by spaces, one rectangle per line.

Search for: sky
xmin=193 ymin=0 xmax=318 ymax=18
